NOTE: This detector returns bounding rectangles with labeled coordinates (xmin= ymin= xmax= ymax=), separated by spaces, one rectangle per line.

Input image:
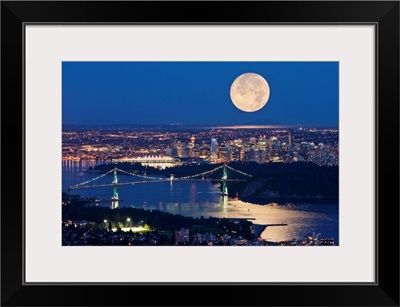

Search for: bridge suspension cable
xmin=70 ymin=169 xmax=114 ymax=188
xmin=116 ymin=168 xmax=161 ymax=180
xmin=174 ymin=165 xmax=224 ymax=180
xmin=67 ymin=164 xmax=252 ymax=190
xmin=225 ymin=164 xmax=253 ymax=177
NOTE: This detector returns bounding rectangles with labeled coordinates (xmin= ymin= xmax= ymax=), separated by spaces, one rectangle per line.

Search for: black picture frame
xmin=1 ymin=1 xmax=399 ymax=306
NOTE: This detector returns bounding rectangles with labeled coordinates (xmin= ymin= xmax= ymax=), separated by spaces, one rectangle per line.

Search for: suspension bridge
xmin=63 ymin=164 xmax=253 ymax=209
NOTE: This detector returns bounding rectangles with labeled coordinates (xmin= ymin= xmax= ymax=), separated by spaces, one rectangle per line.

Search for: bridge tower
xmin=111 ymin=168 xmax=119 ymax=209
xmin=221 ymin=164 xmax=228 ymax=196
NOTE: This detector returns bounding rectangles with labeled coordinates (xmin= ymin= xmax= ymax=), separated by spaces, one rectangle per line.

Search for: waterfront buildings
xmin=62 ymin=127 xmax=338 ymax=168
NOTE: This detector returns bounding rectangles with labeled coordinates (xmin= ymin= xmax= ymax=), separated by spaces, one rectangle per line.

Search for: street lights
xmin=126 ymin=217 xmax=131 ymax=228
xmin=139 ymin=220 xmax=147 ymax=231
xmin=104 ymin=220 xmax=108 ymax=230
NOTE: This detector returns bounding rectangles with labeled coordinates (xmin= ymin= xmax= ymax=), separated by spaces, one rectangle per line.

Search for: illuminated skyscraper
xmin=257 ymin=136 xmax=267 ymax=151
xmin=217 ymin=144 xmax=232 ymax=162
xmin=210 ymin=138 xmax=218 ymax=161
xmin=176 ymin=141 xmax=183 ymax=157
xmin=188 ymin=136 xmax=195 ymax=157
xmin=288 ymin=128 xmax=294 ymax=147
xmin=233 ymin=138 xmax=243 ymax=147
xmin=189 ymin=136 xmax=195 ymax=149
xmin=226 ymin=145 xmax=232 ymax=162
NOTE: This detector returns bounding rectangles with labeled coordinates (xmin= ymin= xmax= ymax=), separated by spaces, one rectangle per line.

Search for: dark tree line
xmin=227 ymin=162 xmax=338 ymax=199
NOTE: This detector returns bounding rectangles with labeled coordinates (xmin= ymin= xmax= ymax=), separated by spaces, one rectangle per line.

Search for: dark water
xmin=62 ymin=160 xmax=339 ymax=244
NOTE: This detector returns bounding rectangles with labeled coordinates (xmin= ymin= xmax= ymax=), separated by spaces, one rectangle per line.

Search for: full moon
xmin=230 ymin=73 xmax=270 ymax=112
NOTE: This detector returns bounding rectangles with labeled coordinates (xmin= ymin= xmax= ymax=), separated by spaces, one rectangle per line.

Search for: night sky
xmin=62 ymin=62 xmax=338 ymax=127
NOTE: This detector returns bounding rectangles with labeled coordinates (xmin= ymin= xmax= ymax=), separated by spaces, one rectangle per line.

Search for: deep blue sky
xmin=62 ymin=62 xmax=338 ymax=127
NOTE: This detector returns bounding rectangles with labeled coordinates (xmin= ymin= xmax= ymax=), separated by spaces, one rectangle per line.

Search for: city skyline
xmin=62 ymin=62 xmax=339 ymax=127
xmin=62 ymin=61 xmax=339 ymax=246
xmin=62 ymin=126 xmax=339 ymax=246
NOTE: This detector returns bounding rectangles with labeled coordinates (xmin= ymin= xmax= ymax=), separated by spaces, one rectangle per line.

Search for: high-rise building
xmin=245 ymin=147 xmax=257 ymax=162
xmin=288 ymin=128 xmax=294 ymax=147
xmin=176 ymin=141 xmax=183 ymax=157
xmin=257 ymin=137 xmax=267 ymax=151
xmin=188 ymin=136 xmax=195 ymax=149
xmin=218 ymin=144 xmax=227 ymax=162
xmin=233 ymin=138 xmax=243 ymax=148
xmin=188 ymin=136 xmax=196 ymax=157
xmin=233 ymin=147 xmax=241 ymax=162
xmin=226 ymin=145 xmax=232 ymax=162
xmin=210 ymin=138 xmax=218 ymax=161
xmin=240 ymin=147 xmax=245 ymax=161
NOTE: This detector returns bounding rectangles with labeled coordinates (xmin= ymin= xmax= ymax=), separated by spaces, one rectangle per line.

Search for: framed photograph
xmin=1 ymin=1 xmax=399 ymax=306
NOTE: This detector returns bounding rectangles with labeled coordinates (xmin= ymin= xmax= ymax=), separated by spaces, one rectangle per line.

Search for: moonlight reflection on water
xmin=63 ymin=160 xmax=338 ymax=243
